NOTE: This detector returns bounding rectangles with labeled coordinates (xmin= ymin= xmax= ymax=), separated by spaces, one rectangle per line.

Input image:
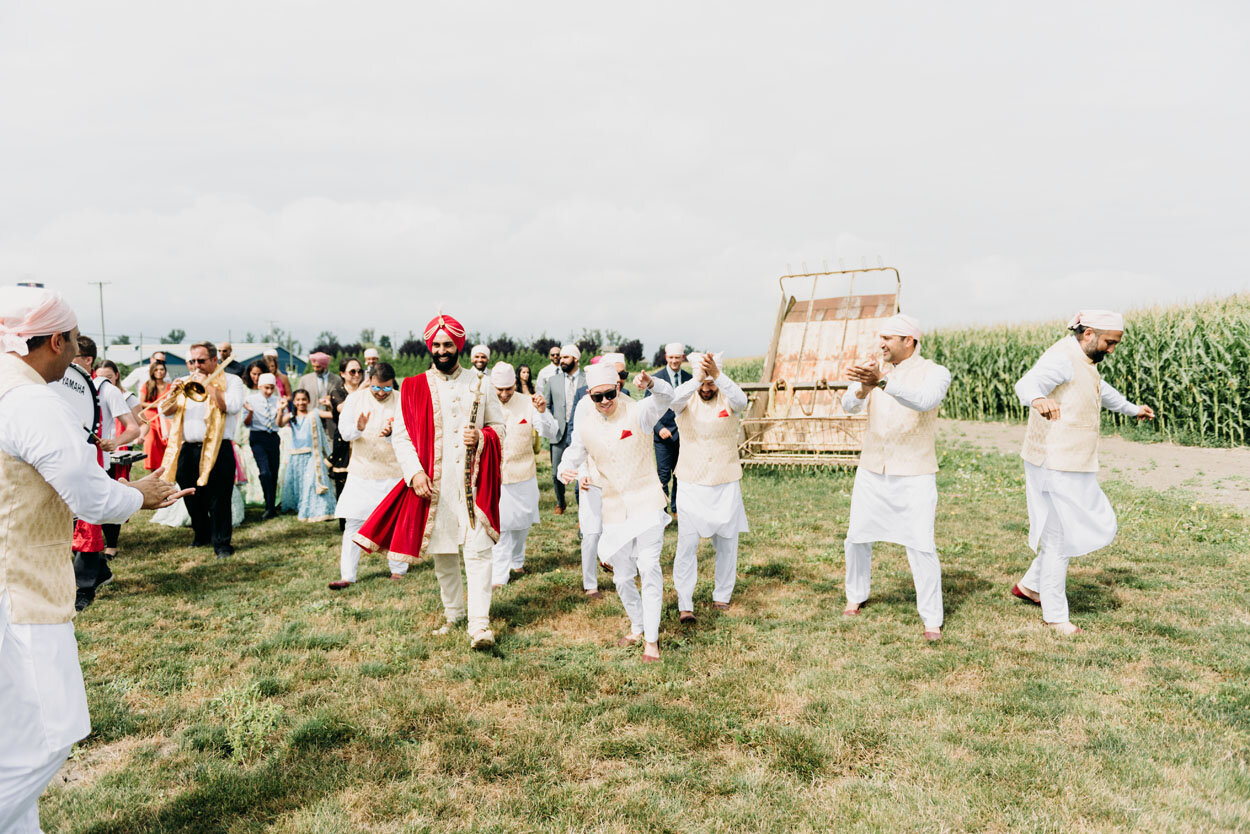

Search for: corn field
xmin=925 ymin=294 xmax=1250 ymax=447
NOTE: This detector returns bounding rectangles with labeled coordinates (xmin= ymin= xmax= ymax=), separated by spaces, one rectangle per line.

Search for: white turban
xmin=258 ymin=373 xmax=277 ymax=387
xmin=471 ymin=344 xmax=490 ymax=359
xmin=0 ymin=286 xmax=78 ymax=356
xmin=560 ymin=343 xmax=581 ymax=360
xmin=263 ymin=348 xmax=279 ymax=357
xmin=880 ymin=313 xmax=923 ymax=341
xmin=363 ymin=347 xmax=379 ymax=359
xmin=490 ymin=362 xmax=516 ymax=388
xmin=687 ymin=351 xmax=725 ymax=382
xmin=600 ymin=352 xmax=626 ymax=368
xmin=665 ymin=342 xmax=685 ymax=356
xmin=585 ymin=363 xmax=618 ymax=389
xmin=1067 ymin=309 xmax=1124 ymax=331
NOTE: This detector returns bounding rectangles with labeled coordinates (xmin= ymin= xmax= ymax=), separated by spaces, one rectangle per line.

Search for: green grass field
xmin=43 ymin=446 xmax=1249 ymax=833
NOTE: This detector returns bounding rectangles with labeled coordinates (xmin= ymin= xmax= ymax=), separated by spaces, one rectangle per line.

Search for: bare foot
xmin=1046 ymin=621 xmax=1082 ymax=636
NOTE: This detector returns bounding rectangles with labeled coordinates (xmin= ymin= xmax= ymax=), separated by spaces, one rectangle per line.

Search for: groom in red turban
xmin=356 ymin=313 xmax=505 ymax=649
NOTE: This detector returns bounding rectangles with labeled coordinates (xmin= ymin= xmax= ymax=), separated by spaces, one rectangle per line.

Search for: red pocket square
xmin=620 ymin=429 xmax=632 ymax=439
xmin=717 ymin=409 xmax=730 ymax=418
xmin=518 ymin=418 xmax=528 ymax=424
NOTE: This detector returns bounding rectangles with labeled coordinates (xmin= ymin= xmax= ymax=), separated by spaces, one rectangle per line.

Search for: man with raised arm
xmin=841 ymin=314 xmax=952 ymax=641
xmin=0 ymin=286 xmax=186 ymax=833
xmin=1010 ymin=309 xmax=1154 ymax=635
xmin=669 ymin=352 xmax=750 ymax=622
xmin=488 ymin=362 xmax=558 ymax=587
xmin=558 ymin=363 xmax=675 ymax=662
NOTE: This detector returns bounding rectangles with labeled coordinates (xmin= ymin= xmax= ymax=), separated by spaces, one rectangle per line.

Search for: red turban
xmin=423 ymin=313 xmax=466 ymax=352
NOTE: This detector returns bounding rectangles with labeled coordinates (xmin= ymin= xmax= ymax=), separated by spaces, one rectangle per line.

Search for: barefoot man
xmin=1011 ymin=310 xmax=1155 ymax=635
xmin=842 ymin=313 xmax=952 ymax=641
xmin=558 ymin=363 xmax=675 ymax=662
xmin=0 ymin=286 xmax=187 ymax=832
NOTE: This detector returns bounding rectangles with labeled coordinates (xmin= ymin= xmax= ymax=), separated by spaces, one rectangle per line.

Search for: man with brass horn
xmin=0 ymin=285 xmax=188 ymax=833
xmin=355 ymin=313 xmax=506 ymax=650
xmin=161 ymin=341 xmax=247 ymax=559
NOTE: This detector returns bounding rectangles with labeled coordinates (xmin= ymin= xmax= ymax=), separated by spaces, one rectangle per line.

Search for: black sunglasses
xmin=618 ymin=370 xmax=628 ymax=380
xmin=589 ymin=388 xmax=618 ymax=403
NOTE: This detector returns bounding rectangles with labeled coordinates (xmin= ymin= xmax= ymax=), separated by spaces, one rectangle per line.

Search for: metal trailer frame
xmin=739 ymin=267 xmax=901 ymax=467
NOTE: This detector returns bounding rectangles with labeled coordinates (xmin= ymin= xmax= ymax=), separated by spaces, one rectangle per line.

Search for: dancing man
xmin=1011 ymin=310 xmax=1154 ymax=635
xmin=331 ymin=362 xmax=405 ymax=589
xmin=488 ymin=362 xmax=558 ymax=587
xmin=670 ymin=352 xmax=749 ymax=622
xmin=559 ymin=363 xmax=675 ymax=662
xmin=0 ymin=286 xmax=185 ymax=833
xmin=355 ymin=314 xmax=505 ymax=649
xmin=842 ymin=314 xmax=952 ymax=641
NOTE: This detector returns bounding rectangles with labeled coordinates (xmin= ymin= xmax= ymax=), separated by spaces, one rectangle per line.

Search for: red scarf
xmin=354 ymin=371 xmax=501 ymax=561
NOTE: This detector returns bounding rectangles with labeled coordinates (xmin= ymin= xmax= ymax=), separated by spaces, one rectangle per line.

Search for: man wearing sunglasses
xmin=331 ymin=363 xmax=405 ymax=591
xmin=567 ymin=354 xmax=631 ymax=598
xmin=558 ymin=362 xmax=675 ymax=663
xmin=488 ymin=362 xmax=558 ymax=588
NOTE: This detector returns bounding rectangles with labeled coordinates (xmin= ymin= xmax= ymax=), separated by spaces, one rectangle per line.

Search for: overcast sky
xmin=2 ymin=1 xmax=1246 ymax=357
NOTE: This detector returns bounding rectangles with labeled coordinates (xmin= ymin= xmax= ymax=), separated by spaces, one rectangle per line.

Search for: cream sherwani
xmin=670 ymin=374 xmax=749 ymax=610
xmin=842 ymin=353 xmax=951 ymax=628
xmin=0 ymin=354 xmax=143 ymax=834
xmin=1014 ymin=336 xmax=1143 ymax=624
xmin=391 ymin=365 xmax=506 ymax=634
xmin=561 ymin=380 xmax=675 ymax=642
xmin=336 ymin=388 xmax=404 ymax=581
xmin=491 ymin=395 xmax=558 ymax=585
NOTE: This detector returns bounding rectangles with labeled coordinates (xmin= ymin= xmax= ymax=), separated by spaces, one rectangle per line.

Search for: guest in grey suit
xmin=648 ymin=342 xmax=693 ymax=513
xmin=543 ymin=344 xmax=585 ymax=514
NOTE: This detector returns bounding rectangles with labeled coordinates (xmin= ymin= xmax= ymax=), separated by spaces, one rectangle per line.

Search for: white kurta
xmin=1014 ymin=345 xmax=1141 ymax=557
xmin=334 ymin=390 xmax=402 ymax=521
xmin=840 ymin=375 xmax=949 ymax=554
xmin=498 ymin=401 xmax=557 ymax=532
xmin=559 ymin=380 xmax=676 ymax=561
xmin=0 ymin=377 xmax=143 ymax=769
xmin=669 ymin=375 xmax=751 ymax=538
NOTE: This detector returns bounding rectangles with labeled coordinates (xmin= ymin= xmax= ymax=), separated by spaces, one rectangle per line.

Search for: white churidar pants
xmin=844 ymin=468 xmax=942 ymax=627
xmin=844 ymin=541 xmax=943 ymax=628
xmin=0 ymin=591 xmax=90 ymax=833
xmin=1020 ymin=461 xmax=1119 ymax=624
xmin=579 ymin=485 xmax=604 ymax=591
xmin=610 ymin=524 xmax=666 ymax=642
xmin=340 ymin=517 xmax=408 ymax=581
xmin=431 ymin=523 xmax=496 ymax=634
xmin=491 ymin=528 xmax=531 ymax=585
xmin=673 ymin=480 xmax=749 ymax=610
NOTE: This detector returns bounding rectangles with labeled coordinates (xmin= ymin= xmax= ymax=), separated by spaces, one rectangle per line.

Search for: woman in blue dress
xmin=281 ymin=389 xmax=337 ymax=522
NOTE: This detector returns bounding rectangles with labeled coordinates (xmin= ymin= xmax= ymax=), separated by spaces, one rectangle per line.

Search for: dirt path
xmin=939 ymin=418 xmax=1250 ymax=512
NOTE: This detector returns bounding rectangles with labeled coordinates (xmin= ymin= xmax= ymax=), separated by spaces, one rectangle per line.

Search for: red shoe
xmin=599 ymin=561 xmax=614 ymax=574
xmin=1011 ymin=584 xmax=1041 ymax=606
xmin=678 ymin=611 xmax=696 ymax=624
xmin=584 ymin=590 xmax=603 ymax=599
xmin=390 ymin=573 xmax=405 ymax=582
xmin=642 ymin=654 xmax=661 ymax=664
xmin=553 ymin=507 xmax=565 ymax=516
xmin=328 ymin=580 xmax=352 ymax=591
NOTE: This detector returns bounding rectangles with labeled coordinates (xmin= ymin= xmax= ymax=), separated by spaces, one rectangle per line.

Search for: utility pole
xmin=88 ymin=281 xmax=111 ymax=351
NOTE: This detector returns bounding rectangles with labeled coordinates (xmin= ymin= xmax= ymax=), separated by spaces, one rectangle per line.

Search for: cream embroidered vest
xmin=674 ymin=390 xmax=742 ymax=486
xmin=858 ymin=354 xmax=943 ymax=476
xmin=500 ymin=395 xmax=539 ymax=485
xmin=1021 ymin=336 xmax=1101 ymax=473
xmin=575 ymin=397 xmax=667 ymax=524
xmin=347 ymin=392 xmax=402 ymax=481
xmin=0 ymin=355 xmax=76 ymax=624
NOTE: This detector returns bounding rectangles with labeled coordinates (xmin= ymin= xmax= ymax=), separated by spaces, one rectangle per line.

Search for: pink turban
xmin=0 ymin=286 xmax=78 ymax=356
xmin=1067 ymin=309 xmax=1124 ymax=331
xmin=880 ymin=313 xmax=923 ymax=341
xmin=308 ymin=351 xmax=332 ymax=367
xmin=423 ymin=313 xmax=467 ymax=352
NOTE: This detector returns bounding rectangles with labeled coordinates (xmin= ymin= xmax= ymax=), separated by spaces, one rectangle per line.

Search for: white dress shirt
xmin=243 ymin=390 xmax=281 ymax=433
xmin=180 ymin=372 xmax=247 ymax=443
